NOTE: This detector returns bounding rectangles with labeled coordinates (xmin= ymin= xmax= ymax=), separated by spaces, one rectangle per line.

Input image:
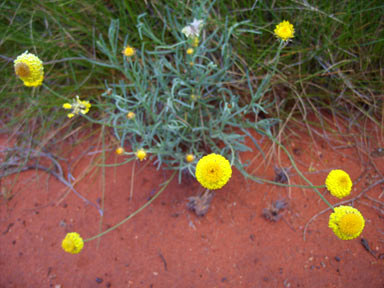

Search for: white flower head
xmin=182 ymin=19 xmax=204 ymax=38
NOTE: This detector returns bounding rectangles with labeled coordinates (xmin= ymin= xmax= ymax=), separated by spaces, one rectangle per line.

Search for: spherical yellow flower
xmin=136 ymin=149 xmax=147 ymax=161
xmin=62 ymin=232 xmax=84 ymax=254
xmin=329 ymin=206 xmax=365 ymax=240
xmin=115 ymin=147 xmax=125 ymax=155
xmin=274 ymin=20 xmax=295 ymax=42
xmin=195 ymin=153 xmax=232 ymax=190
xmin=186 ymin=154 xmax=195 ymax=163
xmin=122 ymin=45 xmax=135 ymax=57
xmin=325 ymin=170 xmax=352 ymax=199
xmin=14 ymin=51 xmax=44 ymax=87
xmin=62 ymin=96 xmax=91 ymax=118
xmin=186 ymin=48 xmax=194 ymax=55
xmin=126 ymin=111 xmax=135 ymax=119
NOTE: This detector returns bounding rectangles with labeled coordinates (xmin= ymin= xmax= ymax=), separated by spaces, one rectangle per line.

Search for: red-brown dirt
xmin=1 ymin=121 xmax=383 ymax=287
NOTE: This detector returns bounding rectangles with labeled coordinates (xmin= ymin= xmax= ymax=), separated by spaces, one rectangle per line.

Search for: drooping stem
xmin=269 ymin=134 xmax=334 ymax=210
xmin=85 ymin=170 xmax=176 ymax=242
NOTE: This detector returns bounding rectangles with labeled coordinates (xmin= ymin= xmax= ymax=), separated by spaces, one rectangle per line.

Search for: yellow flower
xmin=325 ymin=170 xmax=352 ymax=199
xmin=192 ymin=37 xmax=199 ymax=47
xmin=62 ymin=103 xmax=72 ymax=109
xmin=122 ymin=45 xmax=135 ymax=57
xmin=62 ymin=232 xmax=84 ymax=254
xmin=329 ymin=206 xmax=365 ymax=240
xmin=14 ymin=51 xmax=44 ymax=87
xmin=126 ymin=111 xmax=135 ymax=119
xmin=274 ymin=20 xmax=295 ymax=42
xmin=186 ymin=48 xmax=194 ymax=55
xmin=195 ymin=153 xmax=232 ymax=190
xmin=62 ymin=96 xmax=91 ymax=118
xmin=115 ymin=147 xmax=125 ymax=155
xmin=186 ymin=154 xmax=195 ymax=163
xmin=136 ymin=149 xmax=147 ymax=161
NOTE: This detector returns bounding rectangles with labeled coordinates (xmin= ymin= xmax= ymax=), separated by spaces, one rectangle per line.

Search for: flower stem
xmin=84 ymin=170 xmax=177 ymax=242
xmin=238 ymin=167 xmax=326 ymax=189
xmin=269 ymin=135 xmax=334 ymax=210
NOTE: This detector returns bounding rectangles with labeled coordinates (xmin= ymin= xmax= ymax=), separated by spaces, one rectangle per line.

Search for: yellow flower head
xmin=14 ymin=51 xmax=44 ymax=87
xmin=325 ymin=169 xmax=352 ymax=199
xmin=186 ymin=154 xmax=195 ymax=163
xmin=192 ymin=37 xmax=199 ymax=47
xmin=195 ymin=153 xmax=232 ymax=190
xmin=329 ymin=206 xmax=365 ymax=240
xmin=62 ymin=96 xmax=91 ymax=118
xmin=136 ymin=149 xmax=147 ymax=161
xmin=115 ymin=147 xmax=125 ymax=155
xmin=126 ymin=111 xmax=135 ymax=119
xmin=62 ymin=232 xmax=84 ymax=254
xmin=186 ymin=48 xmax=194 ymax=55
xmin=274 ymin=20 xmax=295 ymax=42
xmin=122 ymin=45 xmax=135 ymax=57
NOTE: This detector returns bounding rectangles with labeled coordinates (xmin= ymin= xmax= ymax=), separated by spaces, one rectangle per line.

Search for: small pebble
xmin=335 ymin=256 xmax=341 ymax=262
xmin=96 ymin=278 xmax=103 ymax=284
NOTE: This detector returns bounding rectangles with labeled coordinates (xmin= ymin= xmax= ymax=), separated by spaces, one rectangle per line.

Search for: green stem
xmin=238 ymin=166 xmax=326 ymax=189
xmin=269 ymin=135 xmax=334 ymax=210
xmin=42 ymin=83 xmax=67 ymax=100
xmin=84 ymin=170 xmax=177 ymax=242
xmin=97 ymin=124 xmax=106 ymax=248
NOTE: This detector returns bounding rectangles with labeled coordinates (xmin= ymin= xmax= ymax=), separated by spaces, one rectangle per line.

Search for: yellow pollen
xmin=62 ymin=239 xmax=74 ymax=251
xmin=339 ymin=213 xmax=363 ymax=236
xmin=339 ymin=176 xmax=348 ymax=186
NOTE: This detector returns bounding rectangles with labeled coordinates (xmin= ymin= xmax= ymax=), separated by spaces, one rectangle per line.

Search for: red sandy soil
xmin=1 ymin=121 xmax=383 ymax=287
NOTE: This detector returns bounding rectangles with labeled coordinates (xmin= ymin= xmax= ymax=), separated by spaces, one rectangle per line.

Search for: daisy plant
xmin=70 ymin=0 xmax=284 ymax=243
xmin=86 ymin=0 xmax=278 ymax=185
xmin=65 ymin=1 xmax=364 ymax=245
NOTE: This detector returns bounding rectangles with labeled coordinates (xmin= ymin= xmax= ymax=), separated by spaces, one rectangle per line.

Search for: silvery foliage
xmin=90 ymin=1 xmax=277 ymax=182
